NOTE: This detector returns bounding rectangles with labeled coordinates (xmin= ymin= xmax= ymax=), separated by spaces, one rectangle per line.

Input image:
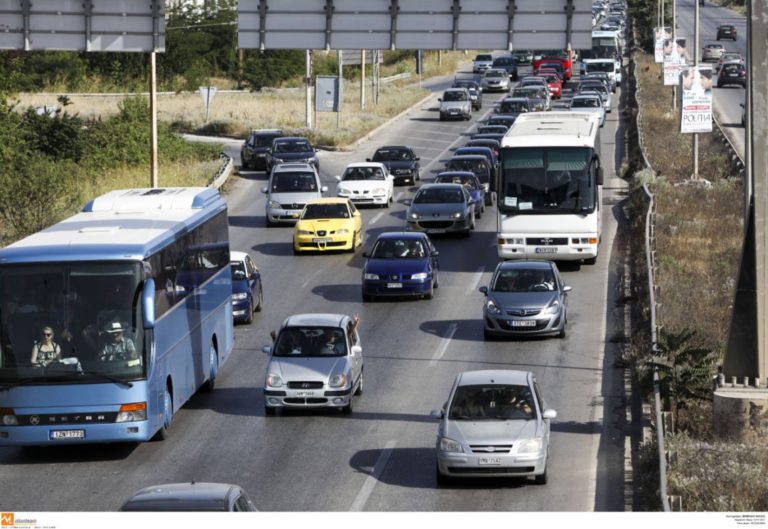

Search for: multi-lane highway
xmin=0 ymin=64 xmax=630 ymax=511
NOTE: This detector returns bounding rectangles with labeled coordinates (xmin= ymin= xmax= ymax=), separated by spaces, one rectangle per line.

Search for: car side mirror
xmin=404 ymin=199 xmax=412 ymax=206
xmin=542 ymin=409 xmax=557 ymax=420
xmin=261 ymin=186 xmax=268 ymax=194
xmin=563 ymin=285 xmax=573 ymax=293
xmin=351 ymin=345 xmax=362 ymax=356
xmin=261 ymin=345 xmax=272 ymax=354
xmin=429 ymin=409 xmax=444 ymax=419
xmin=335 ymin=175 xmax=342 ymax=181
xmin=321 ymin=185 xmax=329 ymax=193
xmin=479 ymin=286 xmax=488 ymax=295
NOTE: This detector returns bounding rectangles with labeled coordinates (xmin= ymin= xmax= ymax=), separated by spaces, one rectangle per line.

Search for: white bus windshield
xmin=499 ymin=147 xmax=596 ymax=215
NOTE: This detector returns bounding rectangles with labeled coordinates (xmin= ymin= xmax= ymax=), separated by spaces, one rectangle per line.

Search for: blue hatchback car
xmin=362 ymin=232 xmax=440 ymax=301
xmin=230 ymin=251 xmax=263 ymax=324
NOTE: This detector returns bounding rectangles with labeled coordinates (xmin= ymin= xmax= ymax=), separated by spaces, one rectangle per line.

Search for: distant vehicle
xmin=230 ymin=251 xmax=263 ymax=325
xmin=716 ymin=63 xmax=746 ymax=88
xmin=716 ymin=52 xmax=744 ymax=71
xmin=535 ymin=61 xmax=566 ymax=81
xmin=591 ymin=30 xmax=621 ymax=61
xmin=445 ymin=154 xmax=494 ymax=205
xmin=435 ymin=171 xmax=487 ymax=218
xmin=542 ymin=74 xmax=563 ymax=99
xmin=519 ymin=77 xmax=552 ymax=108
xmin=495 ymin=97 xmax=533 ymax=117
xmin=406 ymin=183 xmax=477 ymax=237
xmin=476 ymin=124 xmax=509 ymax=135
xmin=0 ymin=187 xmax=233 ymax=446
xmin=438 ymin=87 xmax=472 ymax=121
xmin=293 ymin=198 xmax=363 ymax=254
xmin=453 ymin=78 xmax=483 ymax=110
xmin=531 ymin=50 xmax=572 ymax=80
xmin=497 ymin=112 xmax=604 ymax=263
xmin=335 ymin=162 xmax=395 ymax=208
xmin=582 ymin=72 xmax=615 ymax=94
xmin=481 ymin=68 xmax=511 ymax=92
xmin=716 ymin=24 xmax=737 ymax=41
xmin=491 ymin=56 xmax=519 ymax=81
xmin=431 ymin=369 xmax=557 ymax=485
xmin=121 ymin=482 xmax=258 ymax=511
xmin=702 ymin=43 xmax=726 ymax=62
xmin=368 ymin=145 xmax=421 ymax=185
xmin=578 ymin=81 xmax=612 ymax=111
xmin=362 ymin=232 xmax=440 ymax=301
xmin=511 ymin=49 xmax=533 ymax=64
xmin=473 ymin=53 xmax=494 ymax=73
xmin=263 ymin=313 xmax=363 ymax=415
xmin=453 ymin=146 xmax=499 ymax=180
xmin=464 ymin=138 xmax=501 ymax=160
xmin=241 ymin=129 xmax=283 ymax=171
xmin=511 ymin=86 xmax=549 ymax=111
xmin=568 ymin=94 xmax=606 ymax=127
xmin=266 ymin=137 xmax=319 ymax=173
xmin=582 ymin=58 xmax=622 ymax=89
xmin=261 ymin=163 xmax=327 ymax=226
xmin=479 ymin=260 xmax=571 ymax=339
xmin=486 ymin=114 xmax=518 ymax=129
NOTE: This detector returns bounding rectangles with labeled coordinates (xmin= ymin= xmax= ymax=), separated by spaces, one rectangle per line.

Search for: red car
xmin=544 ymin=74 xmax=563 ymax=99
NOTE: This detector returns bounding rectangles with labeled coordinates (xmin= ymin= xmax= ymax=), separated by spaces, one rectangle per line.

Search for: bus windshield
xmin=0 ymin=262 xmax=145 ymax=384
xmin=499 ymin=147 xmax=596 ymax=215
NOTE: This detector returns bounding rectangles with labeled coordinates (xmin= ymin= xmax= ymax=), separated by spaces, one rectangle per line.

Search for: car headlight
xmin=272 ymin=157 xmax=285 ymax=164
xmin=372 ymin=188 xmax=386 ymax=195
xmin=232 ymin=292 xmax=248 ymax=300
xmin=337 ymin=187 xmax=351 ymax=195
xmin=544 ymin=299 xmax=560 ymax=315
xmin=336 ymin=228 xmax=350 ymax=235
xmin=451 ymin=211 xmax=463 ymax=219
xmin=266 ymin=373 xmax=283 ymax=388
xmin=517 ymin=437 xmax=545 ymax=454
xmin=439 ymin=437 xmax=464 ymax=453
xmin=364 ymin=273 xmax=380 ymax=280
xmin=329 ymin=373 xmax=347 ymax=388
xmin=409 ymin=212 xmax=421 ymax=220
xmin=268 ymin=200 xmax=281 ymax=209
xmin=486 ymin=299 xmax=502 ymax=315
xmin=411 ymin=272 xmax=428 ymax=280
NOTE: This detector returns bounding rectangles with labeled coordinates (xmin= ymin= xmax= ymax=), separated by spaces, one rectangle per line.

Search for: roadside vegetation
xmin=626 ymin=1 xmax=767 ymax=511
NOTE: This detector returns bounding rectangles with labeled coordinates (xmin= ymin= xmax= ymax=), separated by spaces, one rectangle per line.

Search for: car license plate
xmin=387 ymin=282 xmax=403 ymax=289
xmin=295 ymin=391 xmax=316 ymax=397
xmin=313 ymin=238 xmax=332 ymax=243
xmin=479 ymin=457 xmax=501 ymax=465
xmin=50 ymin=430 xmax=85 ymax=440
xmin=535 ymin=247 xmax=558 ymax=254
xmin=511 ymin=320 xmax=536 ymax=327
xmin=429 ymin=229 xmax=446 ymax=234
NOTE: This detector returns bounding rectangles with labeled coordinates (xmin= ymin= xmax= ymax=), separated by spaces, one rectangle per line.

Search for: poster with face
xmin=654 ymin=26 xmax=673 ymax=63
xmin=663 ymin=37 xmax=689 ymax=85
xmin=679 ymin=66 xmax=713 ymax=133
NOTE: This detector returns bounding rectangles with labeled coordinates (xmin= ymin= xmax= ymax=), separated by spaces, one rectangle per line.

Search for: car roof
xmin=418 ymin=183 xmax=467 ymax=190
xmin=456 ymin=146 xmax=493 ymax=153
xmin=456 ymin=370 xmax=532 ymax=387
xmin=304 ymin=197 xmax=350 ymax=205
xmin=120 ymin=482 xmax=242 ymax=511
xmin=230 ymin=250 xmax=249 ymax=262
xmin=282 ymin=313 xmax=349 ymax=328
xmin=496 ymin=259 xmax=555 ymax=272
xmin=437 ymin=171 xmax=477 ymax=178
xmin=375 ymin=231 xmax=428 ymax=241
xmin=345 ymin=162 xmax=388 ymax=170
xmin=250 ymin=129 xmax=283 ymax=135
xmin=376 ymin=145 xmax=413 ymax=150
xmin=449 ymin=154 xmax=487 ymax=160
xmin=274 ymin=136 xmax=309 ymax=142
xmin=272 ymin=163 xmax=316 ymax=172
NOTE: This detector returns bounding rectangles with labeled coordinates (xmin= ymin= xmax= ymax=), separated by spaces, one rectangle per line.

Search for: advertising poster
xmin=654 ymin=26 xmax=672 ymax=63
xmin=679 ymin=65 xmax=713 ymax=133
xmin=663 ymin=37 xmax=689 ymax=85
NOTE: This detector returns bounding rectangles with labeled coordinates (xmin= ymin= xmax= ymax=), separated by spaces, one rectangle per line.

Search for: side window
xmin=533 ymin=380 xmax=545 ymax=413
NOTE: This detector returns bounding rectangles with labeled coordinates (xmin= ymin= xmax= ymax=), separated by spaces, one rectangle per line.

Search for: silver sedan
xmin=406 ymin=183 xmax=476 ymax=237
xmin=431 ymin=369 xmax=557 ymax=485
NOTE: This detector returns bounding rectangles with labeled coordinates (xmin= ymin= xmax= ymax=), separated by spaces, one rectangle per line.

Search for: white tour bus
xmin=496 ymin=113 xmax=604 ymax=264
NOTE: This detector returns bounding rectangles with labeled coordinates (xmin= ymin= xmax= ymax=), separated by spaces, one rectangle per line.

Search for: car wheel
xmin=416 ymin=171 xmax=420 ymax=182
xmin=534 ymin=466 xmax=548 ymax=485
xmin=354 ymin=369 xmax=364 ymax=396
xmin=152 ymin=385 xmax=173 ymax=441
xmin=433 ymin=270 xmax=439 ymax=289
xmin=558 ymin=325 xmax=566 ymax=339
xmin=424 ymin=284 xmax=434 ymax=300
xmin=245 ymin=299 xmax=254 ymax=324
xmin=202 ymin=342 xmax=219 ymax=392
xmin=293 ymin=244 xmax=300 ymax=255
xmin=439 ymin=115 xmax=445 ymax=121
xmin=341 ymin=397 xmax=353 ymax=414
xmin=266 ymin=217 xmax=275 ymax=227
xmin=362 ymin=290 xmax=374 ymax=302
xmin=265 ymin=405 xmax=276 ymax=416
xmin=584 ymin=256 xmax=597 ymax=265
xmin=255 ymin=287 xmax=263 ymax=312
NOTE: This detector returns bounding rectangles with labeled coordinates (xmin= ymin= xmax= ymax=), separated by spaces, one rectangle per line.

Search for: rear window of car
xmin=373 ymin=148 xmax=413 ymax=161
xmin=255 ymin=133 xmax=281 ymax=147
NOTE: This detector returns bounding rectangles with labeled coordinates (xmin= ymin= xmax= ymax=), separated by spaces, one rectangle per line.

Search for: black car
xmin=241 ymin=129 xmax=283 ymax=171
xmin=495 ymin=97 xmax=533 ymax=117
xmin=368 ymin=146 xmax=421 ymax=185
xmin=477 ymin=124 xmax=509 ymax=135
xmin=491 ymin=56 xmax=519 ymax=81
xmin=716 ymin=24 xmax=737 ymax=41
xmin=266 ymin=137 xmax=319 ymax=173
xmin=445 ymin=155 xmax=494 ymax=205
xmin=717 ymin=63 xmax=746 ymax=88
xmin=464 ymin=138 xmax=500 ymax=160
xmin=487 ymin=114 xmax=518 ymax=129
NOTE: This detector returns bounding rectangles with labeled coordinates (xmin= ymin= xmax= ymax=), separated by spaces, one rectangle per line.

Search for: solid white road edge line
xmin=349 ymin=439 xmax=397 ymax=511
xmin=429 ymin=323 xmax=458 ymax=367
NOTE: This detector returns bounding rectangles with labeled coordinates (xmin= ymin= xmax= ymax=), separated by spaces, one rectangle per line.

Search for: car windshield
xmin=449 ymin=384 xmax=536 ymax=420
xmin=230 ymin=262 xmax=247 ymax=280
xmin=485 ymin=70 xmax=505 ymax=78
xmin=301 ymin=203 xmax=350 ymax=219
xmin=493 ymin=58 xmax=513 ymax=65
xmin=413 ymin=188 xmax=464 ymax=204
xmin=572 ymin=97 xmax=601 ymax=108
xmin=581 ymin=83 xmax=606 ymax=94
xmin=492 ymin=268 xmax=556 ymax=292
xmin=373 ymin=148 xmax=412 ymax=161
xmin=436 ymin=174 xmax=479 ymax=189
xmin=586 ymin=62 xmax=613 ymax=73
xmin=343 ymin=166 xmax=386 ymax=181
xmin=545 ymin=76 xmax=559 ymax=83
xmin=443 ymin=91 xmax=468 ymax=101
xmin=273 ymin=140 xmax=311 ymax=153
xmin=274 ymin=327 xmax=347 ymax=357
xmin=476 ymin=54 xmax=492 ymax=61
xmin=446 ymin=159 xmax=490 ymax=179
xmin=271 ymin=172 xmax=317 ymax=193
xmin=499 ymin=101 xmax=528 ymax=113
xmin=370 ymin=238 xmax=426 ymax=259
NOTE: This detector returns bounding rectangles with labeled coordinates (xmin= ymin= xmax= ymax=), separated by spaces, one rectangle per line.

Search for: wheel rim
xmin=163 ymin=388 xmax=173 ymax=429
xmin=209 ymin=344 xmax=218 ymax=381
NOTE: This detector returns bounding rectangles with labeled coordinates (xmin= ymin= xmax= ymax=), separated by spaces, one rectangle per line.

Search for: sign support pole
xmin=692 ymin=0 xmax=699 ymax=181
xmin=150 ymin=51 xmax=159 ymax=188
xmin=361 ymin=49 xmax=366 ymax=110
xmin=306 ymin=50 xmax=312 ymax=129
xmin=338 ymin=50 xmax=343 ymax=128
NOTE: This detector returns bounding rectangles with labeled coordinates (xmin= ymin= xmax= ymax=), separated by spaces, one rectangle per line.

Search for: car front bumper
xmin=294 ymin=233 xmax=354 ymax=252
xmin=232 ymin=297 xmax=251 ymax=321
xmin=337 ymin=192 xmax=389 ymax=205
xmin=363 ymin=278 xmax=432 ymax=297
xmin=266 ymin=207 xmax=303 ymax=224
xmin=436 ymin=450 xmax=547 ymax=478
xmin=407 ymin=218 xmax=470 ymax=234
xmin=483 ymin=309 xmax=564 ymax=337
xmin=264 ymin=386 xmax=352 ymax=409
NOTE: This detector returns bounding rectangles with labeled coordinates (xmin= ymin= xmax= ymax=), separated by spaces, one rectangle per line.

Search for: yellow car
xmin=293 ymin=198 xmax=363 ymax=253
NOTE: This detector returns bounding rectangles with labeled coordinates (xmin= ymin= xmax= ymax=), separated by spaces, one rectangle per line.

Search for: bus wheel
xmin=153 ymin=385 xmax=173 ymax=441
xmin=202 ymin=343 xmax=218 ymax=392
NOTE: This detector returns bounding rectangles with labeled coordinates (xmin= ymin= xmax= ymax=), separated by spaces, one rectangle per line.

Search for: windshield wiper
xmin=46 ymin=369 xmax=134 ymax=388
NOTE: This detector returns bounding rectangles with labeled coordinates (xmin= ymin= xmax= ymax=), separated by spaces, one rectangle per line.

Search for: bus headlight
xmin=116 ymin=402 xmax=147 ymax=423
xmin=1 ymin=408 xmax=18 ymax=426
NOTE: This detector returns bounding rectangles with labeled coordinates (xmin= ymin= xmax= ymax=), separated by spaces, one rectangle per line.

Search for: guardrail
xmin=380 ymin=72 xmax=412 ymax=84
xmin=712 ymin=117 xmax=745 ymax=176
xmin=209 ymin=152 xmax=233 ymax=190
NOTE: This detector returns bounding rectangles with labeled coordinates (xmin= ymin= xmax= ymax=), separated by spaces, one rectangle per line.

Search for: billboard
xmin=679 ymin=65 xmax=713 ymax=133
xmin=238 ymin=0 xmax=594 ymax=51
xmin=654 ymin=26 xmax=672 ymax=63
xmin=663 ymin=37 xmax=689 ymax=86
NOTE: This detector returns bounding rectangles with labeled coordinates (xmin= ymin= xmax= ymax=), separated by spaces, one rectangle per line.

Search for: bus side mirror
xmin=142 ymin=279 xmax=156 ymax=329
xmin=596 ymin=167 xmax=604 ymax=186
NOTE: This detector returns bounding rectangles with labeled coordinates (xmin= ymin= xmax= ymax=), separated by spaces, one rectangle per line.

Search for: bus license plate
xmin=295 ymin=391 xmax=316 ymax=397
xmin=50 ymin=430 xmax=85 ymax=440
xmin=387 ymin=283 xmax=403 ymax=289
xmin=535 ymin=247 xmax=558 ymax=254
xmin=479 ymin=457 xmax=501 ymax=465
xmin=511 ymin=321 xmax=536 ymax=327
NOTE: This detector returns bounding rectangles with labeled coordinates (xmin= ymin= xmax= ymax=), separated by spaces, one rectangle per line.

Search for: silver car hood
xmin=490 ymin=291 xmax=559 ymax=310
xmin=269 ymin=356 xmax=347 ymax=380
xmin=445 ymin=417 xmax=541 ymax=444
xmin=268 ymin=191 xmax=321 ymax=204
xmin=441 ymin=101 xmax=469 ymax=110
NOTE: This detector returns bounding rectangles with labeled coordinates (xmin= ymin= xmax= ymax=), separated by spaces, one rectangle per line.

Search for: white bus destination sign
xmin=0 ymin=0 xmax=165 ymax=52
xmin=238 ymin=0 xmax=593 ymax=51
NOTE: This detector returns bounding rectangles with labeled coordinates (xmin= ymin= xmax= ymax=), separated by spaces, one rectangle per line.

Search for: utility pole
xmin=305 ymin=50 xmax=312 ymax=129
xmin=338 ymin=49 xmax=343 ymax=128
xmin=671 ymin=0 xmax=677 ymax=112
xmin=149 ymin=51 xmax=158 ymax=188
xmin=692 ymin=0 xmax=699 ymax=180
xmin=361 ymin=49 xmax=366 ymax=110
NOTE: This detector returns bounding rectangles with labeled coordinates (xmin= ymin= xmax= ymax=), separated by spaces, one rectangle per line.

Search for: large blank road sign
xmin=239 ymin=0 xmax=592 ymax=51
xmin=0 ymin=0 xmax=165 ymax=52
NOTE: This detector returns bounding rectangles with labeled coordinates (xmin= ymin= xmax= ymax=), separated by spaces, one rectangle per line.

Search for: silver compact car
xmin=261 ymin=163 xmax=328 ymax=226
xmin=431 ymin=370 xmax=557 ymax=485
xmin=438 ymin=88 xmax=472 ymax=121
xmin=406 ymin=183 xmax=476 ymax=237
xmin=120 ymin=482 xmax=258 ymax=511
xmin=480 ymin=260 xmax=571 ymax=339
xmin=481 ymin=68 xmax=511 ymax=93
xmin=262 ymin=313 xmax=363 ymax=415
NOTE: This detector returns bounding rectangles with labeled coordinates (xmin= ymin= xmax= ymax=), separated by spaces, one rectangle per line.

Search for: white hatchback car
xmin=431 ymin=369 xmax=556 ymax=485
xmin=335 ymin=162 xmax=394 ymax=208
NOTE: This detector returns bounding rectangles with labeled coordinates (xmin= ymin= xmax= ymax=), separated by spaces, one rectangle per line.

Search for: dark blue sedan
xmin=434 ymin=171 xmax=486 ymax=218
xmin=231 ymin=251 xmax=263 ymax=324
xmin=362 ymin=232 xmax=440 ymax=301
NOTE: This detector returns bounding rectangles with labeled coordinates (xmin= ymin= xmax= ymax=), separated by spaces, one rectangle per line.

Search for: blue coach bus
xmin=0 ymin=187 xmax=233 ymax=445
